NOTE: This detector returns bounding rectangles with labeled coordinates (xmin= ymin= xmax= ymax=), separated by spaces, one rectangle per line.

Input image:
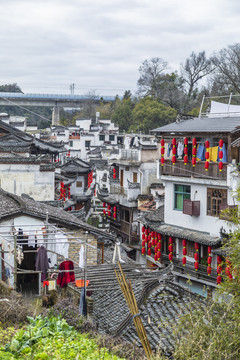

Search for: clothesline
xmin=162 ymin=162 xmax=228 ymax=180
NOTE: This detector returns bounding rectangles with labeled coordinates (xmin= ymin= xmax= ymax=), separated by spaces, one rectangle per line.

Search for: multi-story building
xmin=145 ymin=108 xmax=240 ymax=296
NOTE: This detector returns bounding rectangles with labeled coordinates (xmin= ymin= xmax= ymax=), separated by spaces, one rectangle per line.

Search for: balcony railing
xmin=160 ymin=159 xmax=227 ymax=180
xmin=110 ymin=184 xmax=128 ymax=196
xmin=120 ymin=149 xmax=140 ymax=161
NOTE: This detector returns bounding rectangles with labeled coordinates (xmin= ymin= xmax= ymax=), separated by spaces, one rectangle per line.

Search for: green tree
xmin=130 ymin=97 xmax=177 ymax=134
xmin=111 ymin=97 xmax=134 ymax=132
xmin=0 ymin=83 xmax=22 ymax=93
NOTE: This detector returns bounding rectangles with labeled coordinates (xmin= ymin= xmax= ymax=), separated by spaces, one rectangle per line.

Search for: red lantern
xmin=182 ymin=257 xmax=186 ymax=266
xmin=194 ymin=253 xmax=199 ymax=261
xmin=183 ymin=247 xmax=187 ymax=256
xmin=219 ymin=162 xmax=223 ymax=171
xmin=192 ymin=147 xmax=197 ymax=156
xmin=155 ymin=246 xmax=158 ymax=253
xmin=225 ymin=267 xmax=230 ymax=276
xmin=169 ymin=237 xmax=173 ymax=244
xmin=184 ymin=147 xmax=188 ymax=155
xmin=169 ymin=244 xmax=173 ymax=253
xmin=205 ymin=152 xmax=209 ymax=160
xmin=161 ymin=157 xmax=165 ymax=166
xmin=194 ymin=243 xmax=199 ymax=251
xmin=103 ymin=202 xmax=106 ymax=207
xmin=113 ymin=173 xmax=116 ymax=179
xmin=205 ymin=140 xmax=209 ymax=149
xmin=142 ymin=234 xmax=145 ymax=240
xmin=205 ymin=161 xmax=209 ymax=170
xmin=142 ymin=226 xmax=145 ymax=233
xmin=172 ymin=138 xmax=176 ymax=146
xmin=172 ymin=155 xmax=176 ymax=164
xmin=184 ymin=155 xmax=188 ymax=164
xmin=194 ymin=262 xmax=199 ymax=271
xmin=148 ymin=234 xmax=151 ymax=241
xmin=108 ymin=210 xmax=111 ymax=217
xmin=147 ymin=248 xmax=151 ymax=256
xmin=142 ymin=240 xmax=145 ymax=247
xmin=217 ymin=266 xmax=222 ymax=274
xmin=157 ymin=251 xmax=161 ymax=259
xmin=154 ymin=254 xmax=158 ymax=261
xmin=219 ymin=139 xmax=223 ymax=148
xmin=208 ymin=246 xmax=212 ymax=255
xmin=192 ymin=138 xmax=197 ymax=147
xmin=148 ymin=241 xmax=152 ymax=248
xmin=157 ymin=242 xmax=161 ymax=250
xmin=217 ymin=256 xmax=222 ymax=264
xmin=145 ymin=228 xmax=148 ymax=235
xmin=217 ymin=275 xmax=222 ymax=285
xmin=219 ymin=150 xmax=223 ymax=160
xmin=161 ymin=139 xmax=165 ymax=146
xmin=113 ymin=168 xmax=116 ymax=173
xmin=103 ymin=209 xmax=106 ymax=216
xmin=207 ymin=266 xmax=212 ymax=275
xmin=182 ymin=239 xmax=187 ymax=247
xmin=113 ymin=206 xmax=117 ymax=212
xmin=168 ymin=253 xmax=173 ymax=262
xmin=142 ymin=247 xmax=146 ymax=255
xmin=184 ymin=137 xmax=188 ymax=146
xmin=172 ymin=147 xmax=176 ymax=155
xmin=192 ymin=157 xmax=196 ymax=166
xmin=107 ymin=204 xmax=111 ymax=210
xmin=157 ymin=234 xmax=162 ymax=241
xmin=207 ymin=256 xmax=212 ymax=265
xmin=161 ymin=147 xmax=165 ymax=155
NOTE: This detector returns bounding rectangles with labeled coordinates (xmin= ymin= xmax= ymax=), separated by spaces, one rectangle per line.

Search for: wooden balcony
xmin=160 ymin=159 xmax=227 ymax=180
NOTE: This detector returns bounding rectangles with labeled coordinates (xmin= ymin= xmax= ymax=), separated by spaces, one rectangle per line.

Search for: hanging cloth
xmin=36 ymin=246 xmax=49 ymax=282
xmin=209 ymin=146 xmax=218 ymax=162
xmin=57 ymin=260 xmax=75 ymax=288
xmin=79 ymin=288 xmax=87 ymax=316
xmin=79 ymin=246 xmax=84 ymax=268
xmin=177 ymin=142 xmax=184 ymax=157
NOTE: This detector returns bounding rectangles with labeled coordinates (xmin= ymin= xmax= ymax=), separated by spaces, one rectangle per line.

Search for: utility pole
xmin=70 ymin=83 xmax=75 ymax=95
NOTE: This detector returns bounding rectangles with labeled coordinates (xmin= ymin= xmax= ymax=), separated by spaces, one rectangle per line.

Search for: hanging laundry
xmin=57 ymin=260 xmax=75 ymax=288
xmin=177 ymin=142 xmax=184 ymax=157
xmin=36 ymin=246 xmax=49 ymax=282
xmin=79 ymin=246 xmax=84 ymax=268
xmin=27 ymin=229 xmax=36 ymax=248
xmin=55 ymin=232 xmax=69 ymax=259
xmin=79 ymin=288 xmax=87 ymax=316
xmin=36 ymin=230 xmax=43 ymax=246
xmin=209 ymin=146 xmax=218 ymax=162
xmin=196 ymin=144 xmax=205 ymax=161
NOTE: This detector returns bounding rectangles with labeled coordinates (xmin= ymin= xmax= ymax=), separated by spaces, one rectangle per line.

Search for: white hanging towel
xmin=79 ymin=245 xmax=84 ymax=268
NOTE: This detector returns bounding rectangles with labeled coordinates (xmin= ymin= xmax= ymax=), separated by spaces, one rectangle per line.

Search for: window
xmin=76 ymin=181 xmax=82 ymax=188
xmin=69 ymin=140 xmax=73 ymax=147
xmin=109 ymin=135 xmax=115 ymax=141
xmin=122 ymin=209 xmax=130 ymax=222
xmin=207 ymin=188 xmax=227 ymax=216
xmin=85 ymin=140 xmax=91 ymax=148
xmin=174 ymin=184 xmax=191 ymax=210
xmin=99 ymin=134 xmax=105 ymax=141
xmin=133 ymin=172 xmax=138 ymax=183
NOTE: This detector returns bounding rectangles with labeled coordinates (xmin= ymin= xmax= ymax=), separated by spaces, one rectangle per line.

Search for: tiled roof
xmin=151 ymin=116 xmax=240 ymax=134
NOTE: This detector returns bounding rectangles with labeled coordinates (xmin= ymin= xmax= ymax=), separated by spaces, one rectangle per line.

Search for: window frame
xmin=207 ymin=188 xmax=227 ymax=217
xmin=174 ymin=184 xmax=191 ymax=211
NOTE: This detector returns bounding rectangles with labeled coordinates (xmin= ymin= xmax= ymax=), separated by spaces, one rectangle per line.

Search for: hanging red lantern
xmin=229 ymin=274 xmax=233 ymax=280
xmin=192 ymin=147 xmax=197 ymax=156
xmin=183 ymin=247 xmax=187 ymax=256
xmin=192 ymin=138 xmax=197 ymax=147
xmin=205 ymin=152 xmax=209 ymax=160
xmin=145 ymin=228 xmax=148 ymax=235
xmin=225 ymin=267 xmax=230 ymax=276
xmin=142 ymin=234 xmax=145 ymax=240
xmin=205 ymin=140 xmax=209 ymax=149
xmin=168 ymin=253 xmax=173 ymax=262
xmin=194 ymin=252 xmax=199 ymax=261
xmin=182 ymin=257 xmax=186 ymax=266
xmin=219 ymin=150 xmax=223 ymax=159
xmin=207 ymin=256 xmax=212 ymax=265
xmin=205 ymin=161 xmax=209 ymax=171
xmin=103 ymin=209 xmax=106 ymax=216
xmin=157 ymin=251 xmax=161 ymax=259
xmin=194 ymin=261 xmax=199 ymax=271
xmin=147 ymin=248 xmax=151 ymax=256
xmin=113 ymin=206 xmax=117 ymax=212
xmin=217 ymin=275 xmax=222 ymax=285
xmin=148 ymin=234 xmax=151 ymax=241
xmin=217 ymin=265 xmax=222 ymax=274
xmin=107 ymin=204 xmax=111 ymax=210
xmin=142 ymin=247 xmax=146 ymax=255
xmin=113 ymin=173 xmax=116 ymax=179
xmin=156 ymin=242 xmax=161 ymax=250
xmin=182 ymin=239 xmax=187 ymax=247
xmin=184 ymin=155 xmax=188 ymax=165
xmin=217 ymin=255 xmax=222 ymax=264
xmin=208 ymin=246 xmax=212 ymax=255
xmin=219 ymin=139 xmax=223 ymax=148
xmin=108 ymin=210 xmax=111 ymax=217
xmin=158 ymin=233 xmax=162 ymax=241
xmin=172 ymin=155 xmax=176 ymax=165
xmin=142 ymin=240 xmax=145 ymax=247
xmin=172 ymin=147 xmax=176 ymax=155
xmin=219 ymin=162 xmax=223 ymax=171
xmin=172 ymin=138 xmax=176 ymax=146
xmin=154 ymin=254 xmax=158 ymax=261
xmin=184 ymin=137 xmax=188 ymax=146
xmin=207 ymin=266 xmax=212 ymax=275
xmin=169 ymin=237 xmax=173 ymax=244
xmin=161 ymin=138 xmax=165 ymax=146
xmin=192 ymin=157 xmax=196 ymax=167
xmin=155 ymin=246 xmax=158 ymax=253
xmin=103 ymin=202 xmax=106 ymax=207
xmin=161 ymin=147 xmax=165 ymax=155
xmin=142 ymin=226 xmax=145 ymax=233
xmin=113 ymin=167 xmax=116 ymax=173
xmin=161 ymin=157 xmax=165 ymax=166
xmin=184 ymin=147 xmax=188 ymax=155
xmin=194 ymin=243 xmax=199 ymax=251
xmin=169 ymin=244 xmax=173 ymax=253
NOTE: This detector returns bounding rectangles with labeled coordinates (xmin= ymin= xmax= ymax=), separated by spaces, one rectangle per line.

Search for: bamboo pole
xmin=115 ymin=262 xmax=152 ymax=360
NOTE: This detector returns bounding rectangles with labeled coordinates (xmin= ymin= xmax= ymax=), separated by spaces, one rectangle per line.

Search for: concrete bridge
xmin=0 ymin=92 xmax=116 ymax=125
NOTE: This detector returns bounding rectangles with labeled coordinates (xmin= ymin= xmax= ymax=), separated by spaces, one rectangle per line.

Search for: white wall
xmin=163 ymin=178 xmax=235 ymax=237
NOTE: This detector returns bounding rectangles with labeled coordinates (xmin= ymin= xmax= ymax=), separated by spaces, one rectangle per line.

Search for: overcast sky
xmin=1 ymin=0 xmax=240 ymax=97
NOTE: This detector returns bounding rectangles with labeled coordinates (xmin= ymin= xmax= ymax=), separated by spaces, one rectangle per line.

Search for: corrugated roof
xmin=151 ymin=116 xmax=240 ymax=134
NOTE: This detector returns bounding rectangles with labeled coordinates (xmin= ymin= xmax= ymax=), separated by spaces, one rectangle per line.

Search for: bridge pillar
xmin=52 ymin=105 xmax=60 ymax=126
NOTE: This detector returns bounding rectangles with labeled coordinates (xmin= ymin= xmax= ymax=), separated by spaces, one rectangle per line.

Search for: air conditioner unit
xmin=183 ymin=199 xmax=200 ymax=216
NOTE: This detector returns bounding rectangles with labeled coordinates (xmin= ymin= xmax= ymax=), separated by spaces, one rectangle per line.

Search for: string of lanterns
xmin=217 ymin=255 xmax=222 ymax=284
xmin=192 ymin=138 xmax=197 ymax=167
xmin=87 ymin=170 xmax=93 ymax=188
xmin=102 ymin=202 xmax=117 ymax=220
